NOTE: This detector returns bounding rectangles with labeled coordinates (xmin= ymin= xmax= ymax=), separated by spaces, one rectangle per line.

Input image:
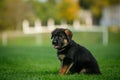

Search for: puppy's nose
xmin=52 ymin=40 xmax=57 ymax=45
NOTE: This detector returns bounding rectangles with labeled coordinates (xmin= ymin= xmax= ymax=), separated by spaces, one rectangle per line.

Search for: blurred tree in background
xmin=57 ymin=0 xmax=79 ymax=24
xmin=79 ymin=0 xmax=120 ymax=25
xmin=0 ymin=0 xmax=120 ymax=31
xmin=27 ymin=0 xmax=58 ymax=25
xmin=0 ymin=0 xmax=6 ymax=30
xmin=0 ymin=0 xmax=36 ymax=31
xmin=28 ymin=0 xmax=79 ymax=25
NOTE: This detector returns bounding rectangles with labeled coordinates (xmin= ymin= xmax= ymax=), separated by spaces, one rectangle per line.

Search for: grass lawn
xmin=0 ymin=31 xmax=120 ymax=80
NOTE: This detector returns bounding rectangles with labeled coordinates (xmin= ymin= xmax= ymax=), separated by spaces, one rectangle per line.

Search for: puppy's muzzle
xmin=52 ymin=40 xmax=57 ymax=45
xmin=52 ymin=37 xmax=59 ymax=49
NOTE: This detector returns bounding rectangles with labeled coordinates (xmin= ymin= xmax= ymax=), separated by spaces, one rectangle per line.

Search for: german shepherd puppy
xmin=51 ymin=28 xmax=101 ymax=75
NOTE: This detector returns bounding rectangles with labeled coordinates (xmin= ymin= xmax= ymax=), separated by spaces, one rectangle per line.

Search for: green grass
xmin=0 ymin=31 xmax=120 ymax=80
xmin=0 ymin=32 xmax=108 ymax=46
xmin=0 ymin=45 xmax=120 ymax=80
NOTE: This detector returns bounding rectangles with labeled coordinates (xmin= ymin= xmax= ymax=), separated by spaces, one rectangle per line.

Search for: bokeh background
xmin=0 ymin=0 xmax=120 ymax=30
xmin=0 ymin=0 xmax=120 ymax=80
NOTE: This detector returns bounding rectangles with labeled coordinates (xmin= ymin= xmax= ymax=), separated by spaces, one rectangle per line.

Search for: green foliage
xmin=57 ymin=0 xmax=79 ymax=22
xmin=0 ymin=0 xmax=5 ymax=30
xmin=0 ymin=0 xmax=80 ymax=30
xmin=80 ymin=0 xmax=120 ymax=9
xmin=0 ymin=0 xmax=120 ymax=30
xmin=0 ymin=0 xmax=36 ymax=30
xmin=79 ymin=0 xmax=120 ymax=25
xmin=28 ymin=0 xmax=58 ymax=25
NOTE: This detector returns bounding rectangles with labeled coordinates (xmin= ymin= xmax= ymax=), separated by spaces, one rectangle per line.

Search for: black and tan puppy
xmin=51 ymin=28 xmax=101 ymax=75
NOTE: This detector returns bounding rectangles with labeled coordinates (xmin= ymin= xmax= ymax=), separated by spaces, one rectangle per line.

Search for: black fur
xmin=51 ymin=28 xmax=101 ymax=74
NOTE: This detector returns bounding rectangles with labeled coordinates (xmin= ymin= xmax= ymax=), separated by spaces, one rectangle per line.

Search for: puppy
xmin=51 ymin=28 xmax=101 ymax=75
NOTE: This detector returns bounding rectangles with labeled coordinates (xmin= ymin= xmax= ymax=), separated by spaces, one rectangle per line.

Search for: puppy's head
xmin=51 ymin=28 xmax=73 ymax=49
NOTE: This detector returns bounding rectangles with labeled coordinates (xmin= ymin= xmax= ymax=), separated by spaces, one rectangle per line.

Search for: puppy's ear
xmin=64 ymin=29 xmax=73 ymax=40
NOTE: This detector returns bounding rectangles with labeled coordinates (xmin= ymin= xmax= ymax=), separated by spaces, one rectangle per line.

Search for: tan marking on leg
xmin=59 ymin=65 xmax=68 ymax=75
xmin=65 ymin=62 xmax=74 ymax=74
xmin=80 ymin=69 xmax=86 ymax=74
xmin=59 ymin=62 xmax=74 ymax=75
